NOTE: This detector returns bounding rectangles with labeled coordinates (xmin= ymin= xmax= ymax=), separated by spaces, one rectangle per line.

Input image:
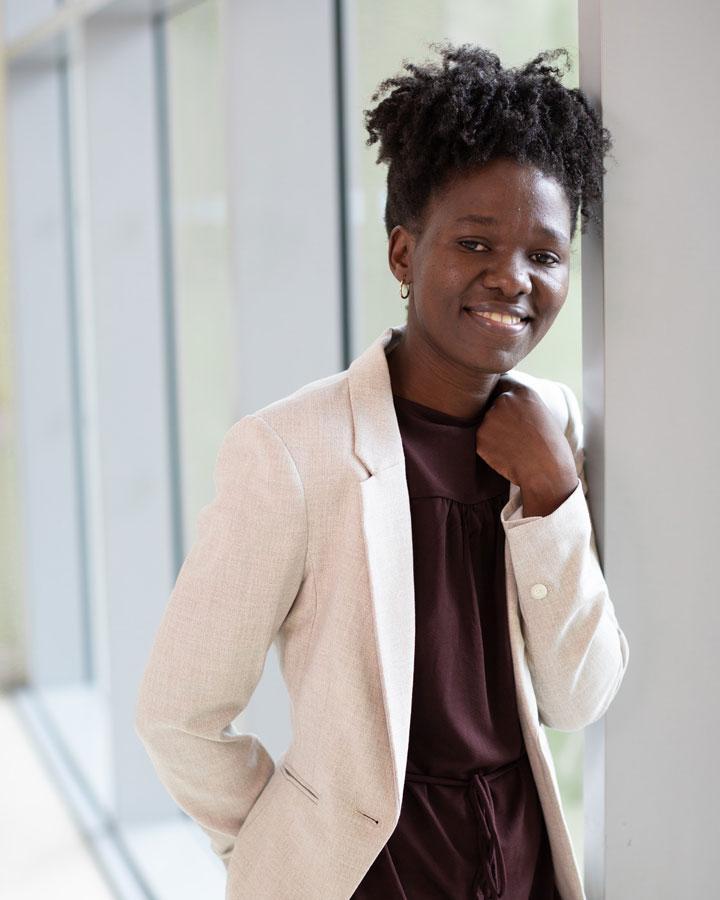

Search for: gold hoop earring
xmin=400 ymin=277 xmax=411 ymax=300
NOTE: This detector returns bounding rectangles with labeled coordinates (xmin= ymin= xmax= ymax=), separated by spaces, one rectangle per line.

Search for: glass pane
xmin=342 ymin=0 xmax=584 ymax=874
xmin=164 ymin=0 xmax=236 ymax=555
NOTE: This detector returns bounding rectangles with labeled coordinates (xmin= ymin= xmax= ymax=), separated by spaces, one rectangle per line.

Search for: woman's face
xmin=388 ymin=156 xmax=573 ymax=377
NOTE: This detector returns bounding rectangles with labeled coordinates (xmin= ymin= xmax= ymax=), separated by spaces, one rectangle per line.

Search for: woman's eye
xmin=532 ymin=252 xmax=560 ymax=266
xmin=458 ymin=241 xmax=559 ymax=266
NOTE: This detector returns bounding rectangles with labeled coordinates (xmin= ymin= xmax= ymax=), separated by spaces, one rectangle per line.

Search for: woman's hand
xmin=475 ymin=376 xmax=579 ymax=516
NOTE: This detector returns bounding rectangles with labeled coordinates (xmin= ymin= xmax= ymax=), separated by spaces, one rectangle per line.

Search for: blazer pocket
xmin=281 ymin=763 xmax=320 ymax=804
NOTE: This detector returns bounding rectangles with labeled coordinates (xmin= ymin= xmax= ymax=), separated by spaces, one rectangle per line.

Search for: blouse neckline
xmin=392 ymin=392 xmax=485 ymax=428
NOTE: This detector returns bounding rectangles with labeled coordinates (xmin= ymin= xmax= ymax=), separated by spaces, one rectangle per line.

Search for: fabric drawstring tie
xmin=404 ymin=748 xmax=528 ymax=899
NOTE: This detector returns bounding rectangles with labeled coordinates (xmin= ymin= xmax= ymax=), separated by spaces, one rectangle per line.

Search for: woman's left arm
xmin=500 ymin=381 xmax=631 ymax=732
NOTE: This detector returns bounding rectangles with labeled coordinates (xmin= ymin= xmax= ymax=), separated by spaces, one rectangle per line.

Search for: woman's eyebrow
xmin=453 ymin=213 xmax=568 ymax=245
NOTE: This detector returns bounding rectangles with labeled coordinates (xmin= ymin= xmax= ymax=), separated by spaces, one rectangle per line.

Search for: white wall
xmin=580 ymin=0 xmax=720 ymax=895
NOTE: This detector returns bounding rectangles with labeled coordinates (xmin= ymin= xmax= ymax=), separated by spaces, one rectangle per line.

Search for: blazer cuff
xmin=499 ymin=477 xmax=595 ymax=606
xmin=501 ymin=475 xmax=585 ymax=530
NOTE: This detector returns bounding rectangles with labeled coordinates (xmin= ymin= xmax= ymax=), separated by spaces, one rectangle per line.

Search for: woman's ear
xmin=387 ymin=224 xmax=414 ymax=283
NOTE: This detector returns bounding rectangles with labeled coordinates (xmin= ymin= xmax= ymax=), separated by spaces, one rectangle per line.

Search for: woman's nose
xmin=479 ymin=259 xmax=532 ymax=296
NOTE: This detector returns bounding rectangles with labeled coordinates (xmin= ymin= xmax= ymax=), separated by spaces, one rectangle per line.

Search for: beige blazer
xmin=135 ymin=322 xmax=630 ymax=900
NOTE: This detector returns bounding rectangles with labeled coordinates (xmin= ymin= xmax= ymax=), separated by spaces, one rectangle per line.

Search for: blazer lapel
xmin=347 ymin=324 xmax=415 ymax=812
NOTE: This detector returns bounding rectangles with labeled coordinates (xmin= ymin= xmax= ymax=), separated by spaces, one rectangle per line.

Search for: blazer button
xmin=530 ymin=583 xmax=548 ymax=600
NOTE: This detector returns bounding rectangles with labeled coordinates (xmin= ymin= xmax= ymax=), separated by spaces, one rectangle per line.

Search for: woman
xmin=135 ymin=42 xmax=630 ymax=900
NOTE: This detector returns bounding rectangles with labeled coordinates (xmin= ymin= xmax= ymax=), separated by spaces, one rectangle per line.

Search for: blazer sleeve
xmin=134 ymin=413 xmax=307 ymax=867
xmin=500 ymin=381 xmax=630 ymax=732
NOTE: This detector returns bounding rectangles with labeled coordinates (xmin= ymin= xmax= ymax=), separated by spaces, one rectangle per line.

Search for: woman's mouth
xmin=463 ymin=308 xmax=530 ymax=336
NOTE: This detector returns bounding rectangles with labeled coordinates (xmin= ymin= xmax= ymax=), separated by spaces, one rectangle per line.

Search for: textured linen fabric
xmin=351 ymin=393 xmax=560 ymax=900
xmin=134 ymin=323 xmax=630 ymax=900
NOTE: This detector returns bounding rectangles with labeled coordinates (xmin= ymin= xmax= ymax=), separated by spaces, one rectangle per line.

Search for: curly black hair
xmin=363 ymin=42 xmax=614 ymax=241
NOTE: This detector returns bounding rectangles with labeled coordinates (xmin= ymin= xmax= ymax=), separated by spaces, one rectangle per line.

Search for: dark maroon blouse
xmin=351 ymin=392 xmax=560 ymax=900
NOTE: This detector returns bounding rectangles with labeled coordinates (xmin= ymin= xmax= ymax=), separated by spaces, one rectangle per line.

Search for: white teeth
xmin=471 ymin=310 xmax=523 ymax=325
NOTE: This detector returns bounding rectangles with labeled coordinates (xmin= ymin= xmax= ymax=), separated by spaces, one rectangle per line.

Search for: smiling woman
xmin=135 ymin=37 xmax=628 ymax=900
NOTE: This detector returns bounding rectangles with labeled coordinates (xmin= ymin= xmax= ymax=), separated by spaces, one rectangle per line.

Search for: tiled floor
xmin=0 ymin=692 xmax=115 ymax=900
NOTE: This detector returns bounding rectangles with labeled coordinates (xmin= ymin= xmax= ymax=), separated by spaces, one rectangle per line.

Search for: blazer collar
xmin=347 ymin=322 xmax=407 ymax=475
